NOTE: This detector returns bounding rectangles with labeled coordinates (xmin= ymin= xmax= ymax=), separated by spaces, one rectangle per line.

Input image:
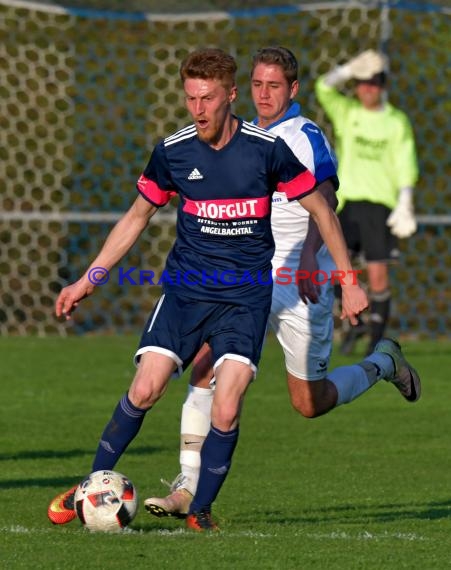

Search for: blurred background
xmin=1 ymin=0 xmax=450 ymax=336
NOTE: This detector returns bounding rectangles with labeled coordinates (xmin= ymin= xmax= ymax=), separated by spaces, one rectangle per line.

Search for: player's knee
xmin=129 ymin=378 xmax=165 ymax=409
xmin=211 ymin=403 xmax=239 ymax=431
xmin=290 ymin=397 xmax=321 ymax=419
xmin=288 ymin=379 xmax=333 ymax=418
xmin=128 ymin=390 xmax=153 ymax=409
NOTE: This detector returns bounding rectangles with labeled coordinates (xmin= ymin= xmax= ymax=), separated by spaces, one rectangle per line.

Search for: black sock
xmin=369 ymin=290 xmax=391 ymax=349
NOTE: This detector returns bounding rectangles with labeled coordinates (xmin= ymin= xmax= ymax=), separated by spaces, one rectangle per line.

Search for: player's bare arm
xmin=55 ymin=195 xmax=158 ymax=319
xmin=298 ymin=179 xmax=338 ymax=304
xmin=298 ymin=190 xmax=368 ymax=324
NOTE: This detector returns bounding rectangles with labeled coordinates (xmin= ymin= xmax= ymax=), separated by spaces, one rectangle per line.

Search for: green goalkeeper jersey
xmin=315 ymin=77 xmax=418 ymax=210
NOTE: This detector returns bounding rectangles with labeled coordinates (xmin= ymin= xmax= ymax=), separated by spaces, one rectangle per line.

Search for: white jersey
xmin=253 ymin=103 xmax=339 ymax=380
xmin=262 ymin=103 xmax=338 ymax=270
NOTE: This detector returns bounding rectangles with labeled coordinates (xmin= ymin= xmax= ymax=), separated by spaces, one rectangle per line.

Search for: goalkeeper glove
xmin=346 ymin=49 xmax=387 ymax=80
xmin=386 ymin=187 xmax=417 ymax=239
xmin=322 ymin=63 xmax=354 ymax=86
xmin=323 ymin=50 xmax=387 ymax=86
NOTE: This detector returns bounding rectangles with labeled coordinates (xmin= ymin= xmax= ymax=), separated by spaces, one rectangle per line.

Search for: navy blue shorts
xmin=135 ymin=292 xmax=270 ymax=376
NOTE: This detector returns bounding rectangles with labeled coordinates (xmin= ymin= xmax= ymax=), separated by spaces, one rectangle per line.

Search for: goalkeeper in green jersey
xmin=315 ymin=49 xmax=419 ymax=356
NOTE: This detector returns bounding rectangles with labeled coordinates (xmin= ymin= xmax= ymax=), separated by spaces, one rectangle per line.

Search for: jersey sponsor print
xmin=137 ymin=118 xmax=316 ymax=302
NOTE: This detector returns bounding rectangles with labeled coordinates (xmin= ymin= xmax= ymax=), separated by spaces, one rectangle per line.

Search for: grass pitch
xmin=1 ymin=334 xmax=451 ymax=569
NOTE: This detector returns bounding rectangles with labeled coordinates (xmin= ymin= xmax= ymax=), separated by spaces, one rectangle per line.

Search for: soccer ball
xmin=74 ymin=470 xmax=138 ymax=532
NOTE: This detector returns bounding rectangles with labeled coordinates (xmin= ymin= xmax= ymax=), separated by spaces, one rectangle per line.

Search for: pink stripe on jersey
xmin=183 ymin=196 xmax=270 ymax=220
xmin=277 ymin=170 xmax=317 ymax=200
xmin=137 ymin=174 xmax=175 ymax=206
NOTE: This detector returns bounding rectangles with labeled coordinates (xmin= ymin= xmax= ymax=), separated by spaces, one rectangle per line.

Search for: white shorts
xmin=269 ymin=252 xmax=335 ymax=381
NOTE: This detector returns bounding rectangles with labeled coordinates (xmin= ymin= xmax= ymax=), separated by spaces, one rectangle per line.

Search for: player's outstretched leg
xmin=47 ymin=485 xmax=78 ymax=524
xmin=144 ymin=474 xmax=193 ymax=518
xmin=373 ymin=338 xmax=421 ymax=402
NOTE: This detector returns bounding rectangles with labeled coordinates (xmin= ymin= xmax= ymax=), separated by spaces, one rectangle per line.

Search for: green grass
xmin=1 ymin=334 xmax=451 ymax=569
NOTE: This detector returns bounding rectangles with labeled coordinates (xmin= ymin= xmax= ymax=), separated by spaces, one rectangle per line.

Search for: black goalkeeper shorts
xmin=339 ymin=200 xmax=400 ymax=263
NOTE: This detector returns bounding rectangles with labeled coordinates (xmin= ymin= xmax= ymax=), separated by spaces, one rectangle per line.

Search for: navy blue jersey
xmin=137 ymin=117 xmax=316 ymax=303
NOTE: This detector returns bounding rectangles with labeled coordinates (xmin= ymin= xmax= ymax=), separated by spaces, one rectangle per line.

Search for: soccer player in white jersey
xmin=48 ymin=47 xmax=370 ymax=532
xmin=144 ymin=47 xmax=421 ymax=521
xmin=315 ymin=50 xmax=419 ymax=356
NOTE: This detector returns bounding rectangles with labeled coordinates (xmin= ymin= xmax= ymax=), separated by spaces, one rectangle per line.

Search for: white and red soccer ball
xmin=74 ymin=470 xmax=138 ymax=532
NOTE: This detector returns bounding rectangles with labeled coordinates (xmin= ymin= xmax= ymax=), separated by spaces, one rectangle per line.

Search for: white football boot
xmin=144 ymin=474 xmax=193 ymax=518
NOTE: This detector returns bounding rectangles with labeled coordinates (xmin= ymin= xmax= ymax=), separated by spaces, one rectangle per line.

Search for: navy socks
xmin=92 ymin=393 xmax=148 ymax=472
xmin=189 ymin=425 xmax=239 ymax=514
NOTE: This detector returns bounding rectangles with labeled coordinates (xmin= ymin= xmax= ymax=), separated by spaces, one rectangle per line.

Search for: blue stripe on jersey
xmin=252 ymin=103 xmax=338 ymax=187
xmin=300 ymin=123 xmax=338 ymax=186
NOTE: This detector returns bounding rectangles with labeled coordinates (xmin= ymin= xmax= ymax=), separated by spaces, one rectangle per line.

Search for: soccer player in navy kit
xmin=48 ymin=48 xmax=368 ymax=531
xmin=144 ymin=47 xmax=422 ymax=523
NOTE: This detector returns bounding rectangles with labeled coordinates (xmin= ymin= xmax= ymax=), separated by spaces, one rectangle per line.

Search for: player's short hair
xmin=180 ymin=48 xmax=237 ymax=90
xmin=251 ymin=46 xmax=298 ymax=85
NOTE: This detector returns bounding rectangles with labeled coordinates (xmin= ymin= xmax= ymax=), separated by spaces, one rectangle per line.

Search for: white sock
xmin=179 ymin=385 xmax=213 ymax=495
xmin=328 ymin=356 xmax=390 ymax=406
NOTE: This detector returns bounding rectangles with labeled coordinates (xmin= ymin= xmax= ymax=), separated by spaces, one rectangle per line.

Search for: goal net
xmin=1 ymin=0 xmax=450 ymax=336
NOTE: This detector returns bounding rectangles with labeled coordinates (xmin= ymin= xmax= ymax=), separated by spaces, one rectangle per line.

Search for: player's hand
xmin=55 ymin=278 xmax=95 ymax=320
xmin=297 ymin=250 xmax=320 ymax=304
xmin=387 ymin=188 xmax=417 ymax=238
xmin=340 ymin=283 xmax=369 ymax=325
xmin=346 ymin=50 xmax=386 ymax=80
xmin=387 ymin=207 xmax=417 ymax=238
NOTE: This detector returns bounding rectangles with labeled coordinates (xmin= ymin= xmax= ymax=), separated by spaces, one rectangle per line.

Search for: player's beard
xmin=194 ymin=103 xmax=231 ymax=146
xmin=195 ymin=121 xmax=221 ymax=145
